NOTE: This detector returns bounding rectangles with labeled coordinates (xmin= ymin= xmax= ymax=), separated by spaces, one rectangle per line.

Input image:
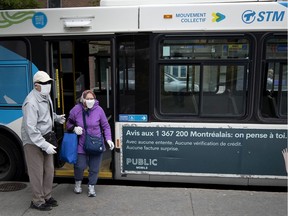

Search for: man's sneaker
xmin=30 ymin=201 xmax=52 ymax=211
xmin=88 ymin=185 xmax=96 ymax=197
xmin=74 ymin=181 xmax=82 ymax=194
xmin=45 ymin=197 xmax=58 ymax=207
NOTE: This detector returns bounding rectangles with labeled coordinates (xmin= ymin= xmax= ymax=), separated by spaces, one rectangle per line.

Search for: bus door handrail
xmin=106 ymin=67 xmax=110 ymax=109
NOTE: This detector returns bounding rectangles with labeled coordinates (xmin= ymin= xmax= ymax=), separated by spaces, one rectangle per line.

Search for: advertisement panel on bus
xmin=116 ymin=122 xmax=287 ymax=180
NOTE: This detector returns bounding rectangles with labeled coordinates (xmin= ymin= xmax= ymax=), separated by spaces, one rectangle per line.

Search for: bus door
xmin=50 ymin=38 xmax=114 ymax=179
xmin=88 ymin=40 xmax=114 ymax=179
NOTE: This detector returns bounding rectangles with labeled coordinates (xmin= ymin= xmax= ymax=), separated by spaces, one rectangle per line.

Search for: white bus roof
xmin=0 ymin=1 xmax=287 ymax=36
xmin=100 ymin=0 xmax=276 ymax=7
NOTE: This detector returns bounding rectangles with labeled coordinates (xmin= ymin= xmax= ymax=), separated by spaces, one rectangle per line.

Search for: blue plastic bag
xmin=60 ymin=132 xmax=78 ymax=164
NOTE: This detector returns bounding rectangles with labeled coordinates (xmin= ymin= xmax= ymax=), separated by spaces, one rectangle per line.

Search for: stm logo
xmin=242 ymin=10 xmax=285 ymax=24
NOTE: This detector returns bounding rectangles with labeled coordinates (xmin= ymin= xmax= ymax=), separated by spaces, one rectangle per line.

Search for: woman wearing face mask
xmin=66 ymin=90 xmax=114 ymax=197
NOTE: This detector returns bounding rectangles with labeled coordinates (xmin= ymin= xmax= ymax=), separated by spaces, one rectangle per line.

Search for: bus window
xmin=0 ymin=40 xmax=29 ymax=106
xmin=201 ymin=65 xmax=246 ymax=116
xmin=260 ymin=36 xmax=287 ymax=119
xmin=160 ymin=65 xmax=200 ymax=114
xmin=118 ymin=40 xmax=136 ymax=114
xmin=162 ymin=66 xmax=199 ymax=92
xmin=266 ymin=37 xmax=287 ymax=60
xmin=117 ymin=35 xmax=150 ymax=116
xmin=160 ymin=38 xmax=249 ymax=60
xmin=119 ymin=68 xmax=135 ymax=91
xmin=89 ymin=41 xmax=111 ymax=93
xmin=157 ymin=36 xmax=250 ymax=118
xmin=279 ymin=65 xmax=287 ymax=117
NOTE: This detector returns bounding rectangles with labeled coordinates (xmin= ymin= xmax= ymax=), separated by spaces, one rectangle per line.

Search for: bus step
xmin=55 ymin=159 xmax=112 ymax=179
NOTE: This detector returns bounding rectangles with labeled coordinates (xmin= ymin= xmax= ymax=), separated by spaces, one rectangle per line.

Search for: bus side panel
xmin=114 ymin=122 xmax=287 ymax=186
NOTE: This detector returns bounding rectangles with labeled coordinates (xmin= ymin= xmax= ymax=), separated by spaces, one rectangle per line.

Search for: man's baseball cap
xmin=33 ymin=71 xmax=53 ymax=83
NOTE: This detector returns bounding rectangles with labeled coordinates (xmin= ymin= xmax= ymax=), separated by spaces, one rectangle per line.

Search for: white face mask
xmin=85 ymin=99 xmax=95 ymax=109
xmin=40 ymin=84 xmax=51 ymax=96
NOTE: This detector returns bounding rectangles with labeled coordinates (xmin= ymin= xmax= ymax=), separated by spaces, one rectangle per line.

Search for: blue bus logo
xmin=32 ymin=12 xmax=47 ymax=29
xmin=242 ymin=10 xmax=256 ymax=24
xmin=242 ymin=10 xmax=285 ymax=24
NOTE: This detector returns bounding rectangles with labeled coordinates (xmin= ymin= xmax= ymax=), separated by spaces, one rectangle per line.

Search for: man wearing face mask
xmin=66 ymin=90 xmax=114 ymax=197
xmin=21 ymin=71 xmax=66 ymax=211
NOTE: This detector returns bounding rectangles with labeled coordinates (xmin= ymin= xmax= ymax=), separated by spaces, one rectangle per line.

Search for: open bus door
xmin=50 ymin=39 xmax=114 ymax=179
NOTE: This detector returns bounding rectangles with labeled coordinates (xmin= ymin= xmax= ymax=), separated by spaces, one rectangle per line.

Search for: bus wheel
xmin=0 ymin=135 xmax=24 ymax=181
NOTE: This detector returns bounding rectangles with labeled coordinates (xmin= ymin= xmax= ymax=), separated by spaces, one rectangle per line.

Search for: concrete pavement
xmin=0 ymin=182 xmax=287 ymax=216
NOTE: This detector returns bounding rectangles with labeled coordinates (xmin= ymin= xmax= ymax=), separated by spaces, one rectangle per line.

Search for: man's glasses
xmin=36 ymin=81 xmax=52 ymax=85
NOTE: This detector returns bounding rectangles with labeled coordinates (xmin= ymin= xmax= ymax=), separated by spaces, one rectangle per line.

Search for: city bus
xmin=0 ymin=0 xmax=287 ymax=186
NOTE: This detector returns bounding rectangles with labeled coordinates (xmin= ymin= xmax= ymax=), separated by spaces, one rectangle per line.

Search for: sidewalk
xmin=0 ymin=182 xmax=287 ymax=216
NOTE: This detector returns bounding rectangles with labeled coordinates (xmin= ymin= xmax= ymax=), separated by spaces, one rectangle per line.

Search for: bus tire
xmin=0 ymin=135 xmax=24 ymax=181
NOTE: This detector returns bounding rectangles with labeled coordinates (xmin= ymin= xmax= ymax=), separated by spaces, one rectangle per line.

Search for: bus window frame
xmin=153 ymin=33 xmax=253 ymax=121
xmin=258 ymin=33 xmax=287 ymax=123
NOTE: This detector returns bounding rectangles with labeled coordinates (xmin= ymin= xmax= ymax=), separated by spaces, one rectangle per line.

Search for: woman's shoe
xmin=74 ymin=181 xmax=82 ymax=194
xmin=88 ymin=185 xmax=96 ymax=197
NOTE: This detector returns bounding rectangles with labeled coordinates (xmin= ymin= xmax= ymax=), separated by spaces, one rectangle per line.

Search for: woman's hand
xmin=73 ymin=126 xmax=83 ymax=135
xmin=107 ymin=140 xmax=114 ymax=150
